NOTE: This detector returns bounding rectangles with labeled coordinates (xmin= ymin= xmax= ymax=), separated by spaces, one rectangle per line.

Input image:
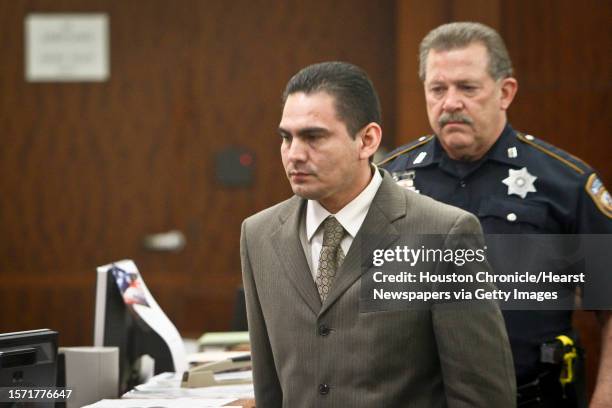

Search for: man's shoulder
xmin=243 ymin=195 xmax=301 ymax=231
xmin=377 ymin=135 xmax=435 ymax=170
xmin=515 ymin=131 xmax=593 ymax=177
xmin=383 ymin=174 xmax=479 ymax=230
xmin=514 ymin=131 xmax=612 ymax=219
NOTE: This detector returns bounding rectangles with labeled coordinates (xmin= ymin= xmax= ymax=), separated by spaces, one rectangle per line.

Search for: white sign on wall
xmin=25 ymin=13 xmax=109 ymax=82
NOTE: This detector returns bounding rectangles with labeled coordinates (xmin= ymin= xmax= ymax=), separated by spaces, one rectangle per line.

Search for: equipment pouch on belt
xmin=517 ymin=333 xmax=586 ymax=407
xmin=540 ymin=334 xmax=578 ymax=389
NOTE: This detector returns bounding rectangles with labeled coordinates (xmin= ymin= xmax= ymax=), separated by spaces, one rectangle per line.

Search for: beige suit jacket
xmin=241 ymin=170 xmax=516 ymax=407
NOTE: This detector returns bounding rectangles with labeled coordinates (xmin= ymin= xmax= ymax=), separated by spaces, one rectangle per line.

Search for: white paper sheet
xmin=188 ymin=351 xmax=251 ymax=364
xmin=125 ymin=372 xmax=254 ymax=400
xmin=82 ymin=398 xmax=238 ymax=407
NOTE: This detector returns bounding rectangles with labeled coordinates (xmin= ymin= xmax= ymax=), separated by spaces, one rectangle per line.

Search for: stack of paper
xmin=188 ymin=350 xmax=251 ymax=365
xmin=124 ymin=372 xmax=254 ymax=400
xmin=83 ymin=398 xmax=240 ymax=407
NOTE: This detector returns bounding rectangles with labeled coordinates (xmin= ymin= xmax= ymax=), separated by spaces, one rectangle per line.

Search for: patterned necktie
xmin=315 ymin=216 xmax=346 ymax=302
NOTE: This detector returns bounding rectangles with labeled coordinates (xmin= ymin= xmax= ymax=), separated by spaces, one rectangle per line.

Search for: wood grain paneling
xmin=501 ymin=0 xmax=611 ymax=185
xmin=0 ymin=0 xmax=396 ymax=344
xmin=395 ymin=0 xmax=446 ymax=139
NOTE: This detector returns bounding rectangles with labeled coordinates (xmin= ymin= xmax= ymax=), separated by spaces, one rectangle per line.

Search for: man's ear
xmin=358 ymin=122 xmax=382 ymax=160
xmin=500 ymin=77 xmax=518 ymax=111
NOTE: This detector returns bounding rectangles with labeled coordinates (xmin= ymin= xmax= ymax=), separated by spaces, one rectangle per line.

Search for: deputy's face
xmin=279 ymin=92 xmax=364 ymax=212
xmin=424 ymin=42 xmax=515 ymax=161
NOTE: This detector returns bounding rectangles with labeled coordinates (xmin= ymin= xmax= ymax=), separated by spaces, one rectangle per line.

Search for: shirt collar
xmin=406 ymin=136 xmax=439 ymax=168
xmin=306 ymin=166 xmax=383 ymax=241
xmin=483 ymin=123 xmax=528 ymax=168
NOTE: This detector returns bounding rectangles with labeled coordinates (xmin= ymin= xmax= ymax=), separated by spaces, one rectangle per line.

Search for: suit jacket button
xmin=319 ymin=383 xmax=330 ymax=395
xmin=318 ymin=324 xmax=331 ymax=336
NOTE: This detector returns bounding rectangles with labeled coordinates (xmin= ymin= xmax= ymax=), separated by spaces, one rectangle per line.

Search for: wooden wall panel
xmin=0 ymin=0 xmax=396 ymax=344
xmin=395 ymin=0 xmax=446 ymax=140
xmin=501 ymin=0 xmax=612 ymax=185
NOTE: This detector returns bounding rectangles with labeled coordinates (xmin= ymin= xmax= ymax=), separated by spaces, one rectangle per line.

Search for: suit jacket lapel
xmin=270 ymin=196 xmax=322 ymax=314
xmin=320 ymin=172 xmax=407 ymax=315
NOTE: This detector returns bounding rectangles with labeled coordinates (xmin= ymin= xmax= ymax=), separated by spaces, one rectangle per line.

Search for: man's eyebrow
xmin=426 ymin=80 xmax=445 ymax=86
xmin=278 ymin=126 xmax=330 ymax=136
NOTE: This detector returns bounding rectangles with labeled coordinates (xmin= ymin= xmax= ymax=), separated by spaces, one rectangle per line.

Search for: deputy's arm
xmin=590 ymin=310 xmax=612 ymax=408
xmin=240 ymin=220 xmax=282 ymax=407
xmin=576 ymin=173 xmax=612 ymax=407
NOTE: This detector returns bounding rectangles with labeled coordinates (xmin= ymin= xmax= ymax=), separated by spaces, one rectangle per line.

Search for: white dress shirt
xmin=305 ymin=167 xmax=383 ymax=279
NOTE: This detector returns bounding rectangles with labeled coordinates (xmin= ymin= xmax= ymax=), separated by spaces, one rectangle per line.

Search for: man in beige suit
xmin=241 ymin=61 xmax=516 ymax=407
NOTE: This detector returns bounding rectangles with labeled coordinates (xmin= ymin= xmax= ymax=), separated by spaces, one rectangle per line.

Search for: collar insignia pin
xmin=502 ymin=167 xmax=537 ymax=199
xmin=413 ymin=152 xmax=427 ymax=164
xmin=507 ymin=147 xmax=518 ymax=158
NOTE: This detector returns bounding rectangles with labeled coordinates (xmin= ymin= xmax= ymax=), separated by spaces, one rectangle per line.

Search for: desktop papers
xmin=124 ymin=372 xmax=254 ymax=400
xmin=82 ymin=399 xmax=239 ymax=407
xmin=83 ymin=372 xmax=253 ymax=408
xmin=189 ymin=350 xmax=251 ymax=365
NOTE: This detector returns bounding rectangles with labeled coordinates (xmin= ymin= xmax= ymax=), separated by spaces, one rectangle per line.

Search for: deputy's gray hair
xmin=419 ymin=22 xmax=513 ymax=81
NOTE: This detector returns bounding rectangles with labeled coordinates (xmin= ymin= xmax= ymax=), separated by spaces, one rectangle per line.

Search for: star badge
xmin=502 ymin=167 xmax=537 ymax=199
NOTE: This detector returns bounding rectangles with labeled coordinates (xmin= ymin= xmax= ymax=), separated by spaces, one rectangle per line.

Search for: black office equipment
xmin=231 ymin=287 xmax=248 ymax=332
xmin=93 ymin=264 xmax=176 ymax=394
xmin=0 ymin=329 xmax=58 ymax=407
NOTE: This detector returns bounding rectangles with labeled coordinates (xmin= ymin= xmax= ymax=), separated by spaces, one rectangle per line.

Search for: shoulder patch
xmin=516 ymin=133 xmax=591 ymax=174
xmin=585 ymin=174 xmax=612 ymax=218
xmin=377 ymin=135 xmax=434 ymax=166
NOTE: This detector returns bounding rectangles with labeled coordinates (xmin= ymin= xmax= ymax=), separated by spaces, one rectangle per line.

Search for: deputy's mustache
xmin=439 ymin=113 xmax=474 ymax=127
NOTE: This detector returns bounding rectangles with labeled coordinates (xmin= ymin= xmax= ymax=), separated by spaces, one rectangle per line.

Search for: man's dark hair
xmin=281 ymin=61 xmax=381 ymax=137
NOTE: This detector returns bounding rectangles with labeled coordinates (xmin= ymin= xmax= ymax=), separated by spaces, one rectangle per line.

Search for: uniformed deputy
xmin=379 ymin=22 xmax=612 ymax=408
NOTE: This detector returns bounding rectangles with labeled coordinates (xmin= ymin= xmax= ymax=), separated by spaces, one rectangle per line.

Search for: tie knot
xmin=322 ymin=216 xmax=345 ymax=247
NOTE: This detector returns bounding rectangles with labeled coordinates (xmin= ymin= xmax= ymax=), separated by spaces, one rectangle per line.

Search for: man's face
xmin=424 ymin=42 xmax=515 ymax=160
xmin=279 ymin=92 xmax=365 ymax=212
